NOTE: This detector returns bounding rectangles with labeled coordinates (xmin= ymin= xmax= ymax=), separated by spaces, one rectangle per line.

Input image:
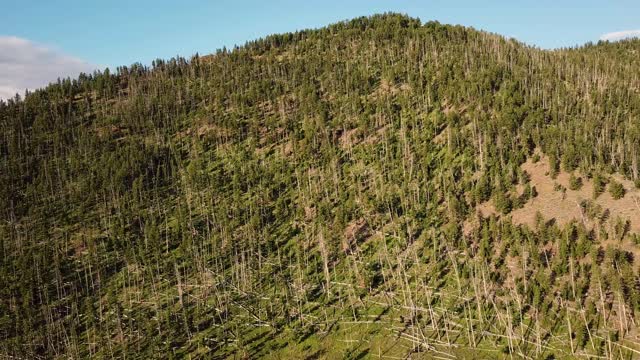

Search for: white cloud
xmin=0 ymin=36 xmax=97 ymax=100
xmin=599 ymin=29 xmax=640 ymax=42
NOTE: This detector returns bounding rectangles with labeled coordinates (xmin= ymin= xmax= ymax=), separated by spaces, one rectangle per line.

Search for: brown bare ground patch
xmin=463 ymin=202 xmax=498 ymax=236
xmin=339 ymin=128 xmax=361 ymax=150
xmin=95 ymin=125 xmax=126 ymax=139
xmin=462 ymin=219 xmax=476 ymax=237
xmin=196 ymin=123 xmax=231 ymax=137
xmin=476 ymin=201 xmax=498 ymax=218
xmin=282 ymin=140 xmax=294 ymax=156
xmin=362 ymin=125 xmax=389 ymax=145
xmin=442 ymin=102 xmax=469 ymax=117
xmin=177 ymin=121 xmax=233 ymax=140
xmin=71 ymin=228 xmax=101 ymax=257
xmin=510 ymin=154 xmax=640 ymax=233
xmin=503 ymin=255 xmax=522 ymax=289
xmin=255 ymin=139 xmax=294 ymax=158
xmin=369 ymin=80 xmax=411 ymax=100
xmin=343 ymin=218 xmax=370 ymax=253
xmin=304 ymin=206 xmax=316 ymax=221
xmin=434 ymin=118 xmax=474 ymax=146
xmin=433 ymin=126 xmax=448 ymax=145
xmin=256 ymin=100 xmax=276 ymax=116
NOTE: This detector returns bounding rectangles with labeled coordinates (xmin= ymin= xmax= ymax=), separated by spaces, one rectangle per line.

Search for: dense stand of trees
xmin=1 ymin=14 xmax=639 ymax=358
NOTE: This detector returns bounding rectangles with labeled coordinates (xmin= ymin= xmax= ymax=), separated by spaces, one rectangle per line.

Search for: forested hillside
xmin=2 ymin=14 xmax=640 ymax=359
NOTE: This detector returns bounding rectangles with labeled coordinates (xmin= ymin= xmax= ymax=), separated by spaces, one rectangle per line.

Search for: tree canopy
xmin=1 ymin=13 xmax=639 ymax=359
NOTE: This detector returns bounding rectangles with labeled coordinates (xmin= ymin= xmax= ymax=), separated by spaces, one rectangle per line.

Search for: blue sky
xmin=1 ymin=0 xmax=639 ymax=98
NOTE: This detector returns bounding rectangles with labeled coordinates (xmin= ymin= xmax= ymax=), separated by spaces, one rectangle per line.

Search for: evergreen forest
xmin=2 ymin=13 xmax=640 ymax=359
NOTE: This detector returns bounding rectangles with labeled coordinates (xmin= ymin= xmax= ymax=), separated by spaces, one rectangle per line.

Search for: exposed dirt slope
xmin=511 ymin=155 xmax=640 ymax=233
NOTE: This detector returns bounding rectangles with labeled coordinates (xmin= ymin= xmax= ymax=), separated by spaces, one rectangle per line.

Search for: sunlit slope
xmin=1 ymin=13 xmax=640 ymax=359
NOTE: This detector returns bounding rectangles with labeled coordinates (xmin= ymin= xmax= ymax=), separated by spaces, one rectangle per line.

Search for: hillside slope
xmin=1 ymin=14 xmax=640 ymax=359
